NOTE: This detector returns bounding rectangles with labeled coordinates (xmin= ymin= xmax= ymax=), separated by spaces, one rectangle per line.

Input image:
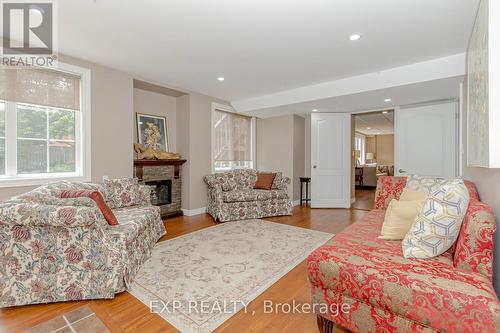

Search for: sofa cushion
xmin=374 ymin=176 xmax=407 ymax=210
xmin=107 ymin=206 xmax=162 ymax=247
xmin=254 ymin=172 xmax=276 ymax=190
xmin=307 ymin=209 xmax=500 ymax=332
xmin=103 ymin=178 xmax=143 ymax=209
xmin=60 ymin=190 xmax=118 ymax=226
xmin=402 ymin=180 xmax=469 ymax=259
xmin=222 ymin=189 xmax=288 ymax=203
xmin=379 ymin=199 xmax=423 ymax=240
xmin=454 ymin=200 xmax=496 ymax=280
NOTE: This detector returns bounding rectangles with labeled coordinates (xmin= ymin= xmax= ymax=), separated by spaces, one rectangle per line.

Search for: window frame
xmin=355 ymin=132 xmax=366 ymax=165
xmin=211 ymin=103 xmax=256 ymax=173
xmin=0 ymin=62 xmax=91 ymax=188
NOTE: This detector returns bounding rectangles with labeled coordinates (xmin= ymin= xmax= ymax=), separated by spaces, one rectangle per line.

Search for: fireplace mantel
xmin=133 ymin=159 xmax=187 ymax=218
xmin=134 ymin=159 xmax=186 ymax=181
xmin=134 ymin=159 xmax=187 ymax=166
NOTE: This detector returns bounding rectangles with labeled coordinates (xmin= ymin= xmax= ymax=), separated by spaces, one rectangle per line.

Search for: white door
xmin=311 ymin=113 xmax=351 ymax=208
xmin=395 ymin=101 xmax=458 ymax=178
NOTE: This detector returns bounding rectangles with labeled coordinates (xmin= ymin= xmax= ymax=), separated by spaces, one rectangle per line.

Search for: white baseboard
xmin=181 ymin=207 xmax=207 ymax=216
xmin=351 ymin=197 xmax=356 ymax=204
xmin=292 ymin=200 xmax=301 ymax=206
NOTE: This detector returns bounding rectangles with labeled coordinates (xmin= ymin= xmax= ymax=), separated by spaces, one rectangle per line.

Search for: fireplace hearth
xmin=145 ymin=179 xmax=172 ymax=206
xmin=134 ymin=159 xmax=187 ymax=218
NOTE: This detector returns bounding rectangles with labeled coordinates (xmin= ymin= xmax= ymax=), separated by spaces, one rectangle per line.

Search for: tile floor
xmin=26 ymin=305 xmax=110 ymax=333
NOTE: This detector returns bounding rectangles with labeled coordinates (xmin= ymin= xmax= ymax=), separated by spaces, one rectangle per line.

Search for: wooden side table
xmin=299 ymin=177 xmax=311 ymax=206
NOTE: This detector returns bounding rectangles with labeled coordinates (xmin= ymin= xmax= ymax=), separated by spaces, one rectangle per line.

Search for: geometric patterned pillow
xmin=405 ymin=174 xmax=456 ymax=193
xmin=402 ymin=179 xmax=470 ymax=259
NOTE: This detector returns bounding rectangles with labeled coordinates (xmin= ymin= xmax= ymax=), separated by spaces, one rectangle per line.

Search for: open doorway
xmin=352 ymin=110 xmax=394 ymax=210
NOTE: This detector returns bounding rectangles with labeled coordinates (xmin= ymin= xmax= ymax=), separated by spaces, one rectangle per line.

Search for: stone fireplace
xmin=133 ymin=159 xmax=187 ymax=218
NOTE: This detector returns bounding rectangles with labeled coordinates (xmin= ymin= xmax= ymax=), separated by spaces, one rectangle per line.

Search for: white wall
xmin=133 ymin=88 xmax=177 ymax=151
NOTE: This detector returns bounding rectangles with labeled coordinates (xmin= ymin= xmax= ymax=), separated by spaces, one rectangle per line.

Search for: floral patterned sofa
xmin=307 ymin=176 xmax=500 ymax=332
xmin=0 ymin=179 xmax=166 ymax=308
xmin=204 ymin=169 xmax=292 ymax=222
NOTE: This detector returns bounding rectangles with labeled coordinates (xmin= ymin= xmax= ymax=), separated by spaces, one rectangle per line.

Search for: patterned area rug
xmin=129 ymin=219 xmax=333 ymax=333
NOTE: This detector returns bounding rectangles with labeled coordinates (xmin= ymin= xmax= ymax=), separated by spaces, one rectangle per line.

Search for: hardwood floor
xmin=352 ymin=188 xmax=376 ymax=211
xmin=0 ymin=206 xmax=369 ymax=333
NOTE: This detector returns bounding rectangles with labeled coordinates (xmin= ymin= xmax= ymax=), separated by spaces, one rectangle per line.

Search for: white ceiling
xmin=55 ymin=0 xmax=479 ymax=102
xmin=355 ymin=111 xmax=394 ymax=136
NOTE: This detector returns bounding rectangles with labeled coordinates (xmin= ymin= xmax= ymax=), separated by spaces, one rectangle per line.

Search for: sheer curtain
xmin=213 ymin=110 xmax=253 ymax=171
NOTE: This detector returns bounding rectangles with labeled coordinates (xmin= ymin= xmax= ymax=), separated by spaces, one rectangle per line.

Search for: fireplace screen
xmin=145 ymin=180 xmax=172 ymax=206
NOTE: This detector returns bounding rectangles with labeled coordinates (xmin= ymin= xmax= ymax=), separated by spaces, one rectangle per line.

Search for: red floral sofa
xmin=307 ymin=176 xmax=500 ymax=332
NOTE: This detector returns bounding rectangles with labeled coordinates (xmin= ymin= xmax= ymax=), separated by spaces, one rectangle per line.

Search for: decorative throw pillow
xmin=60 ymin=190 xmax=119 ymax=225
xmin=399 ymin=188 xmax=428 ymax=202
xmin=379 ymin=199 xmax=425 ymax=240
xmin=402 ymin=180 xmax=470 ymax=259
xmin=254 ymin=172 xmax=277 ymax=190
xmin=405 ymin=175 xmax=454 ymax=193
xmin=272 ymin=172 xmax=286 ymax=190
xmin=103 ymin=178 xmax=142 ymax=209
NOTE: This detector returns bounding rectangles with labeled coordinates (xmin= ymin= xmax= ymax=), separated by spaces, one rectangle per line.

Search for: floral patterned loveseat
xmin=204 ymin=169 xmax=292 ymax=222
xmin=307 ymin=176 xmax=500 ymax=332
xmin=0 ymin=179 xmax=166 ymax=308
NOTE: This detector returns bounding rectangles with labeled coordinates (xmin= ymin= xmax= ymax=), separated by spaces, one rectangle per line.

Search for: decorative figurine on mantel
xmin=135 ymin=113 xmax=180 ymax=160
xmin=134 ymin=143 xmax=181 ymax=160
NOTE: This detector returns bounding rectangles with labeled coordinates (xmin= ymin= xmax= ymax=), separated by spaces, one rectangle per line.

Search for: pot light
xmin=384 ymin=98 xmax=392 ymax=102
xmin=218 ymin=77 xmax=225 ymax=82
xmin=312 ymin=109 xmax=318 ymax=112
xmin=367 ymin=127 xmax=372 ymax=130
xmin=349 ymin=34 xmax=361 ymax=41
xmin=382 ymin=111 xmax=389 ymax=114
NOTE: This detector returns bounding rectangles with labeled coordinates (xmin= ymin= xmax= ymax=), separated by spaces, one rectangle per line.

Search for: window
xmin=212 ymin=105 xmax=255 ymax=172
xmin=355 ymin=133 xmax=366 ymax=165
xmin=0 ymin=64 xmax=90 ymax=186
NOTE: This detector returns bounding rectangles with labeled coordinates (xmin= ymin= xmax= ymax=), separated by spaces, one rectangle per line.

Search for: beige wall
xmin=181 ymin=94 xmax=230 ymax=210
xmin=133 ymin=88 xmax=177 ymax=151
xmin=293 ymin=115 xmax=305 ymax=201
xmin=376 ymin=135 xmax=394 ymax=165
xmin=366 ymin=136 xmax=376 ymax=155
xmin=304 ymin=114 xmax=311 ymax=177
xmin=364 ymin=134 xmax=394 ymax=165
xmin=257 ymin=115 xmax=294 ymax=198
xmin=176 ymin=95 xmax=190 ymax=209
xmin=257 ymin=114 xmax=306 ymax=201
xmin=0 ymin=54 xmax=134 ymax=200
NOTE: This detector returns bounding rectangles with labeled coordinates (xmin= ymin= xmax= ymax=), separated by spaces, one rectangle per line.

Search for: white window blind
xmin=0 ymin=68 xmax=80 ymax=110
xmin=0 ymin=64 xmax=90 ymax=186
xmin=213 ymin=109 xmax=253 ymax=171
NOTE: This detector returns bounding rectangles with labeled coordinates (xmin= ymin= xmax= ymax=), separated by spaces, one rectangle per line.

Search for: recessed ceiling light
xmin=217 ymin=77 xmax=225 ymax=81
xmin=312 ymin=109 xmax=318 ymax=112
xmin=384 ymin=98 xmax=392 ymax=102
xmin=367 ymin=127 xmax=372 ymax=130
xmin=349 ymin=34 xmax=361 ymax=41
xmin=382 ymin=111 xmax=389 ymax=114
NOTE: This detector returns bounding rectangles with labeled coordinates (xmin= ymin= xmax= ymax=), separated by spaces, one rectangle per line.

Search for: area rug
xmin=129 ymin=219 xmax=333 ymax=333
